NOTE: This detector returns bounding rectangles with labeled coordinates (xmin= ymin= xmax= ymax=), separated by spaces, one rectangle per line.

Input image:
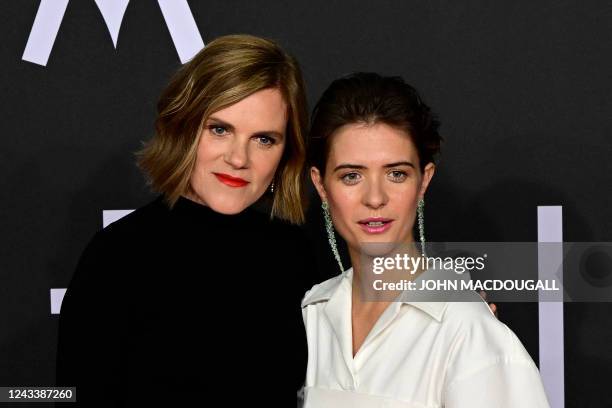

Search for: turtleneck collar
xmin=169 ymin=195 xmax=260 ymax=227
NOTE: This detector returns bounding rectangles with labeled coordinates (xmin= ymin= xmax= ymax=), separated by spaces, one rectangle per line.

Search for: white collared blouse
xmin=301 ymin=268 xmax=551 ymax=408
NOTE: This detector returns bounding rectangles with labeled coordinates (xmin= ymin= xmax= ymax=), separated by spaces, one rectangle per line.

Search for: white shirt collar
xmin=301 ymin=267 xmax=449 ymax=322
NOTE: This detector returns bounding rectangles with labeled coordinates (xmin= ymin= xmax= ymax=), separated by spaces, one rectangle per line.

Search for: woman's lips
xmin=358 ymin=218 xmax=394 ymax=234
xmin=213 ymin=173 xmax=249 ymax=188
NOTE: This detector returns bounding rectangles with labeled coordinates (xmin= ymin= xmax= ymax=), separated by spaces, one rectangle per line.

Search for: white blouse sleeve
xmin=442 ymin=305 xmax=551 ymax=408
xmin=443 ymin=356 xmax=550 ymax=407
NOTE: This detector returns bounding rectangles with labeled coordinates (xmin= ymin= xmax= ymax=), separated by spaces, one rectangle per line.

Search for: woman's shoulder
xmin=441 ymin=301 xmax=549 ymax=406
xmin=71 ymin=197 xmax=171 ymax=271
xmin=443 ymin=300 xmax=523 ymax=347
xmin=101 ymin=196 xmax=169 ymax=237
xmin=440 ymin=300 xmax=537 ymax=376
xmin=71 ymin=196 xmax=169 ymax=272
xmin=442 ymin=297 xmax=498 ymax=327
xmin=301 ymin=272 xmax=346 ymax=308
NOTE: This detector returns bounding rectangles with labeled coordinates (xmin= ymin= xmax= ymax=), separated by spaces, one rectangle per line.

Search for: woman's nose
xmin=223 ymin=138 xmax=249 ymax=169
xmin=363 ymin=180 xmax=388 ymax=209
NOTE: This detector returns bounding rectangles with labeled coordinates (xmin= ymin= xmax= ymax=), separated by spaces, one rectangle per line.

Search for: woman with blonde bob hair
xmin=57 ymin=34 xmax=316 ymax=406
xmin=139 ymin=33 xmax=308 ymax=223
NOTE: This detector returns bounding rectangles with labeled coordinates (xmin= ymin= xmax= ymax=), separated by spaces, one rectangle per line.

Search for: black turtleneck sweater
xmin=56 ymin=195 xmax=318 ymax=406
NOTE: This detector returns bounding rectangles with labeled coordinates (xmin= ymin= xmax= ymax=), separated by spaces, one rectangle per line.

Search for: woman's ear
xmin=310 ymin=166 xmax=328 ymax=202
xmin=419 ymin=162 xmax=436 ymax=198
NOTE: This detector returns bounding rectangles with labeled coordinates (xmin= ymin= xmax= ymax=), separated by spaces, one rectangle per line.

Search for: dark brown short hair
xmin=137 ymin=34 xmax=308 ymax=224
xmin=309 ymin=72 xmax=442 ymax=175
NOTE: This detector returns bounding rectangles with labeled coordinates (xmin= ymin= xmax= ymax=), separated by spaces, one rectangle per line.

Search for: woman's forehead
xmin=210 ymin=88 xmax=287 ymax=132
xmin=328 ymin=123 xmax=418 ymax=163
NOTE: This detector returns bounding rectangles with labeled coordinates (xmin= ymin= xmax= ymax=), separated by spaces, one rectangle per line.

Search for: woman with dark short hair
xmin=302 ymin=72 xmax=550 ymax=407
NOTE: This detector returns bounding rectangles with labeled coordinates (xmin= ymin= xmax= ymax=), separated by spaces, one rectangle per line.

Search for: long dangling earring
xmin=322 ymin=201 xmax=344 ymax=273
xmin=417 ymin=198 xmax=426 ymax=257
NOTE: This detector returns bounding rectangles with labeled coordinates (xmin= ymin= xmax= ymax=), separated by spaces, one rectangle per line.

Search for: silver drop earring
xmin=269 ymin=181 xmax=275 ymax=193
xmin=322 ymin=201 xmax=344 ymax=273
xmin=417 ymin=198 xmax=426 ymax=257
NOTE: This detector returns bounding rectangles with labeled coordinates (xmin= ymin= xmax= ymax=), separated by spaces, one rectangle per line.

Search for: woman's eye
xmin=255 ymin=135 xmax=276 ymax=146
xmin=341 ymin=172 xmax=361 ymax=185
xmin=209 ymin=126 xmax=227 ymax=136
xmin=388 ymin=170 xmax=408 ymax=182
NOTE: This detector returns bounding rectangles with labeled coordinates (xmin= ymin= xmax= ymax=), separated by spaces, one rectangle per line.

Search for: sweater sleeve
xmin=55 ymin=228 xmax=128 ymax=406
xmin=289 ymin=226 xmax=322 ymax=394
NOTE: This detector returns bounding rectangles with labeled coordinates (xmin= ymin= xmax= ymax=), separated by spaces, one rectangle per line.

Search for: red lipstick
xmin=213 ymin=173 xmax=249 ymax=188
xmin=358 ymin=217 xmax=394 ymax=234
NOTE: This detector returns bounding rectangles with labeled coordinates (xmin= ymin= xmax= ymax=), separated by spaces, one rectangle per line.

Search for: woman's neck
xmin=349 ymin=240 xmax=425 ymax=302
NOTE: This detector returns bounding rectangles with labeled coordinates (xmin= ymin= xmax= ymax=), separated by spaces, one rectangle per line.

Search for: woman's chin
xmin=355 ymin=241 xmax=401 ymax=259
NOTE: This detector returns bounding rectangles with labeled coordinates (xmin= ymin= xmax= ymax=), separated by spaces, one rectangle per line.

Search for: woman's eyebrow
xmin=207 ymin=116 xmax=235 ymax=132
xmin=384 ymin=161 xmax=415 ymax=169
xmin=333 ymin=163 xmax=367 ymax=172
xmin=207 ymin=116 xmax=284 ymax=139
xmin=333 ymin=161 xmax=415 ymax=172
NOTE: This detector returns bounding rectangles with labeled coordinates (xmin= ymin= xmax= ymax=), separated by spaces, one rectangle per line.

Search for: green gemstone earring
xmin=417 ymin=198 xmax=426 ymax=257
xmin=322 ymin=201 xmax=344 ymax=273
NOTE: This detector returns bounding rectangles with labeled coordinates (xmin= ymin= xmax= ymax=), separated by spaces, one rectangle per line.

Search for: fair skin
xmin=186 ymin=87 xmax=287 ymax=214
xmin=311 ymin=122 xmax=435 ymax=356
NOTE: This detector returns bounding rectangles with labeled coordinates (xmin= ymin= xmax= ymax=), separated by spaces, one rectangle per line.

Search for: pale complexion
xmin=186 ymin=88 xmax=287 ymax=214
xmin=311 ymin=122 xmax=435 ymax=356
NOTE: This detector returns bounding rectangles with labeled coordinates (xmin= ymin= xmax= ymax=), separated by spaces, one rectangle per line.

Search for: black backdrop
xmin=2 ymin=1 xmax=611 ymax=407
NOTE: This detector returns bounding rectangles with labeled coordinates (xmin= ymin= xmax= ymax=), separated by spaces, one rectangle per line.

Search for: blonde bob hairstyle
xmin=137 ymin=34 xmax=308 ymax=224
